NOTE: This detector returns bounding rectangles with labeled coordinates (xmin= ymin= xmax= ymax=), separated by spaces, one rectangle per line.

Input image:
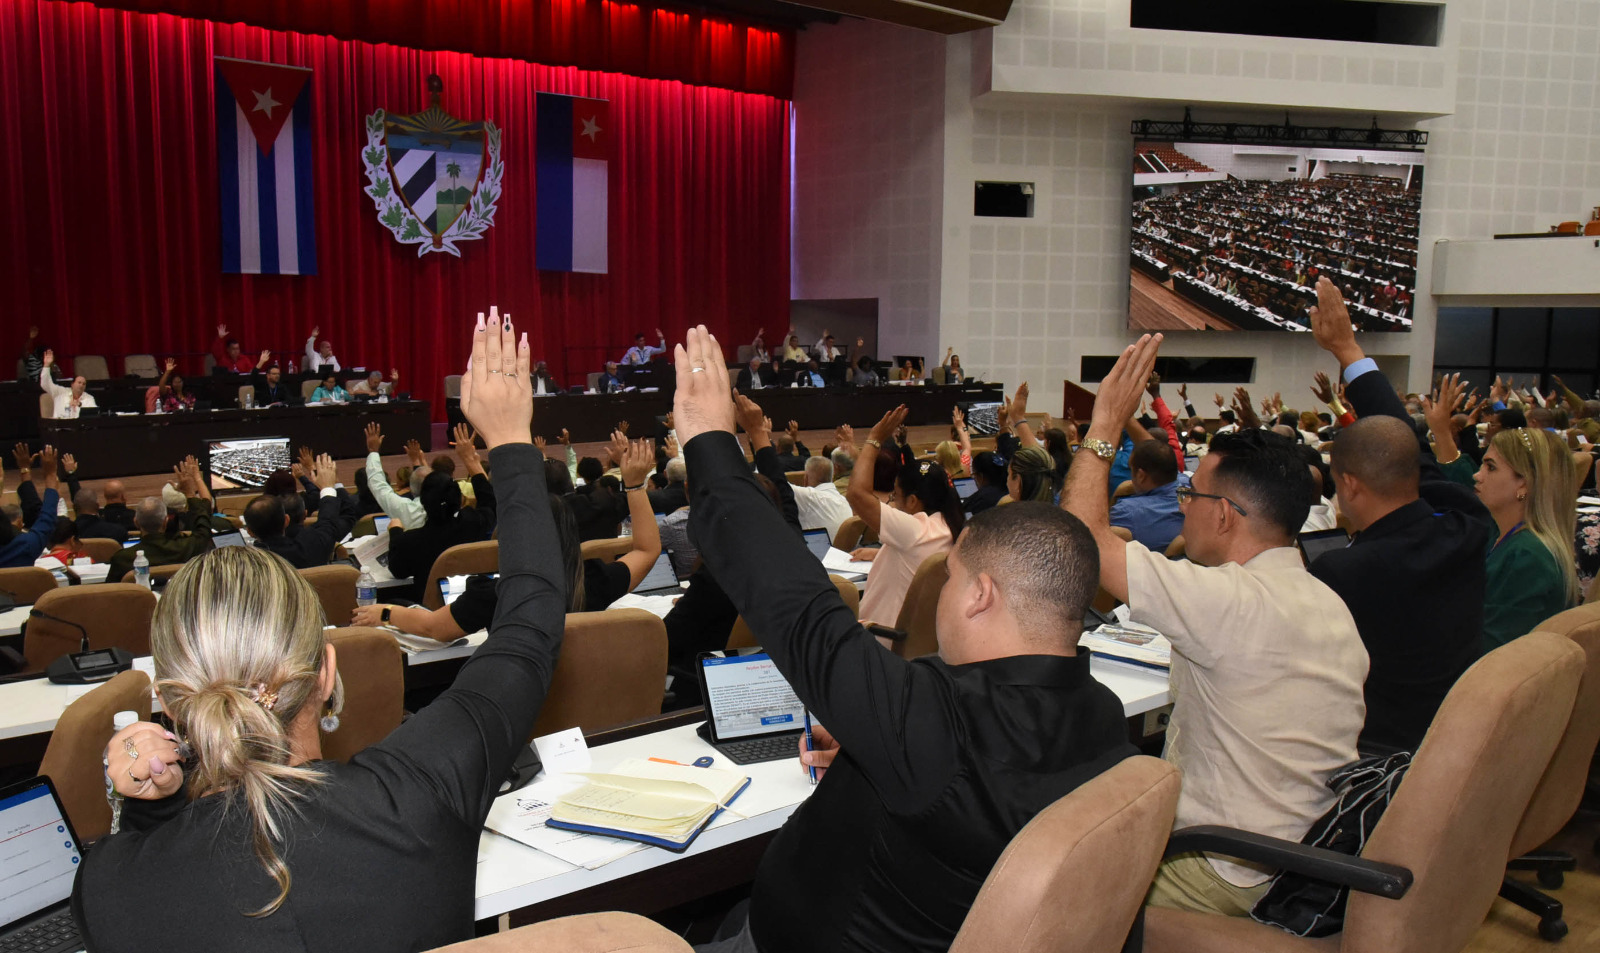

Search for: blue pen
xmin=803 ymin=709 xmax=818 ymax=785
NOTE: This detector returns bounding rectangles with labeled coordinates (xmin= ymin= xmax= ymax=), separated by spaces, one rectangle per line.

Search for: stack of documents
xmin=388 ymin=631 xmax=469 ymax=654
xmin=1080 ymin=621 xmax=1172 ymax=671
xmin=545 ymin=758 xmax=750 ymax=851
xmin=821 ymin=548 xmax=875 ymax=576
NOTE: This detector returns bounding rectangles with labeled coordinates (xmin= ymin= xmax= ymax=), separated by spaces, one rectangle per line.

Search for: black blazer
xmin=647 ymin=482 xmax=688 ymax=516
xmin=735 ymin=366 xmax=775 ymax=390
xmin=253 ymin=492 xmax=356 ymax=570
xmin=1309 ymin=367 xmax=1494 ymax=754
xmin=74 ymin=514 xmax=128 ymax=543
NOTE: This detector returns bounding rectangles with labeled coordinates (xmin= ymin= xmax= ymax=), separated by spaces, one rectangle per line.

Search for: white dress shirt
xmin=791 ymin=483 xmax=852 ymax=539
xmin=305 ymin=337 xmax=341 ymax=373
xmin=1124 ymin=542 xmax=1367 ymax=887
xmin=39 ymin=367 xmax=97 ymax=419
xmin=622 ymin=339 xmax=666 ymax=365
xmin=365 ymin=453 xmax=427 ymax=530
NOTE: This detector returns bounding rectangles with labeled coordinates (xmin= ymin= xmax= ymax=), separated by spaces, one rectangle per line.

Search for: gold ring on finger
xmin=124 ymin=740 xmax=139 ymax=760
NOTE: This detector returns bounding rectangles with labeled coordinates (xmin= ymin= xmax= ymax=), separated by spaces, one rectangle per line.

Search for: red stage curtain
xmin=66 ymin=0 xmax=795 ymax=98
xmin=0 ymin=0 xmax=791 ymax=417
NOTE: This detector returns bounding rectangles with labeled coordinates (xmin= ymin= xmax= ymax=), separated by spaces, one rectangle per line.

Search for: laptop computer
xmin=695 ymin=651 xmax=806 ymax=765
xmin=952 ymin=477 xmax=977 ymax=500
xmin=801 ymin=528 xmax=832 ymax=560
xmin=633 ymin=552 xmax=683 ymax=598
xmin=210 ymin=531 xmax=245 ymax=548
xmin=0 ymin=777 xmax=86 ymax=953
xmin=1297 ymin=528 xmax=1350 ymax=566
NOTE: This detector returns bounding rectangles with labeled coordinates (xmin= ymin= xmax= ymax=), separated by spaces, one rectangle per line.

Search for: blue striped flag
xmin=536 ymin=93 xmax=609 ymax=274
xmin=215 ymin=57 xmax=316 ymax=275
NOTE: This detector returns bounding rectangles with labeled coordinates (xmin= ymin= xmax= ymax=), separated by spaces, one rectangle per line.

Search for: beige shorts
xmin=1146 ymin=851 xmax=1270 ymax=917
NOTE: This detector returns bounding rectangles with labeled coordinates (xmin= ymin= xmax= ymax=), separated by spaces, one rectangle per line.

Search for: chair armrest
xmin=1165 ymin=825 xmax=1412 ymax=900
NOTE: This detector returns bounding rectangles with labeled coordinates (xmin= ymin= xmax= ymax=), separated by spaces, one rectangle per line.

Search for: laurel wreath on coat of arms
xmin=361 ymin=100 xmax=503 ymax=258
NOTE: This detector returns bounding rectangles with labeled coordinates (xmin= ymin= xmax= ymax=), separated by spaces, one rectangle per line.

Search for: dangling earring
xmin=320 ymin=706 xmax=340 ymax=733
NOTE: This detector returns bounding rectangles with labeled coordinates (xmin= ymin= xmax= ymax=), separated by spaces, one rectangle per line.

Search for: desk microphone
xmin=30 ymin=608 xmax=134 ymax=684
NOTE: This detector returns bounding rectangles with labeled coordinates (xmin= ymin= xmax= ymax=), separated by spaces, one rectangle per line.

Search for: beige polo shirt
xmin=1125 ymin=541 xmax=1368 ymax=886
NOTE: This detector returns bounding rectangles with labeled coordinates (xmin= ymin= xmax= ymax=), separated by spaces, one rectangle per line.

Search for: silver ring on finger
xmin=691 ymin=367 xmax=705 ymax=374
xmin=127 ymin=763 xmax=143 ymax=783
xmin=506 ymin=372 xmax=519 ymax=379
xmin=488 ymin=369 xmax=503 ymax=375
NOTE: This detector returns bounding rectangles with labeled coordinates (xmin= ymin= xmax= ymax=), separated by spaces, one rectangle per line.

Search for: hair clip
xmin=247 ymin=683 xmax=279 ymax=712
xmin=1517 ymin=428 xmax=1536 ymax=455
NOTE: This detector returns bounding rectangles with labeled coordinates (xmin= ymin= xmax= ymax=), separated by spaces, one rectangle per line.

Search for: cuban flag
xmin=215 ymin=57 xmax=316 ymax=275
xmin=536 ymin=93 xmax=609 ymax=274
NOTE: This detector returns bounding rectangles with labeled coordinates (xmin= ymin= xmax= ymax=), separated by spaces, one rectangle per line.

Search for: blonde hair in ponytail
xmin=151 ymin=546 xmax=344 ymax=917
xmin=1491 ymin=428 xmax=1580 ymax=605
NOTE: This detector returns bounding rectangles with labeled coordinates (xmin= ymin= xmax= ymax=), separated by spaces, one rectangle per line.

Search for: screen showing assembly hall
xmin=1128 ymin=140 xmax=1422 ymax=333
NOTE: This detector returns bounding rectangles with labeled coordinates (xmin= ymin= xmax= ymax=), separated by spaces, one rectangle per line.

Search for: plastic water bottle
xmin=109 ymin=710 xmax=139 ymax=832
xmin=356 ymin=569 xmax=377 ymax=607
xmin=132 ymin=551 xmax=151 ymax=590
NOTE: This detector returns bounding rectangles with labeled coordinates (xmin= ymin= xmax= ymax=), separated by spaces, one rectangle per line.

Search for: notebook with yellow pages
xmin=543 ymin=758 xmax=752 ymax=852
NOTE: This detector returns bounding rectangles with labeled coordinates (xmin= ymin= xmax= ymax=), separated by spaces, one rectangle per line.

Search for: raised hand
xmin=1308 ymin=277 xmax=1363 ymax=367
xmin=617 ymin=420 xmax=630 ymax=436
xmin=61 ymin=453 xmax=77 ymax=475
xmin=459 ymin=305 xmax=532 ymax=451
xmin=297 ymin=445 xmax=316 ymax=473
xmin=389 ymin=367 xmax=400 ymax=381
xmin=559 ymin=428 xmax=571 ymax=446
xmin=1213 ymin=392 xmax=1225 ymax=409
xmin=217 ymin=324 xmax=228 ymax=338
xmin=654 ymin=328 xmax=665 ymax=341
xmin=734 ymin=393 xmax=769 ymax=440
xmin=364 ymin=422 xmax=384 ymax=454
xmin=952 ymin=406 xmax=967 ymax=431
xmin=664 ymin=434 xmax=681 ymax=459
xmin=665 ymin=411 xmax=675 ymax=431
xmin=606 ymin=430 xmax=630 ymax=471
xmin=835 ymin=424 xmax=855 ymax=456
xmin=453 ymin=422 xmax=483 ymax=474
xmin=786 ymin=419 xmax=800 ymax=438
xmin=868 ymin=405 xmax=910 ymax=450
xmin=533 ymin=436 xmax=547 ymax=451
xmin=313 ymin=453 xmax=337 ymax=490
xmin=1177 ymin=383 xmax=1188 ymax=403
xmin=310 ymin=325 xmax=320 ymax=339
xmin=1311 ymin=371 xmax=1335 ymax=406
xmin=671 ymin=325 xmax=736 ymax=446
xmin=38 ymin=446 xmax=58 ymax=483
xmin=41 ymin=349 xmax=53 ymax=368
xmin=1011 ymin=381 xmax=1030 ymax=423
xmin=258 ymin=349 xmax=271 ymax=368
xmin=404 ymin=439 xmax=425 ymax=468
xmin=12 ymin=442 xmax=33 ymax=473
xmin=1145 ymin=371 xmax=1161 ymax=400
xmin=164 ymin=357 xmax=177 ymax=373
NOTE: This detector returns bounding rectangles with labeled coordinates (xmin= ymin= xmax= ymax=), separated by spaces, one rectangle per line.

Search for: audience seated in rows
xmin=790 ymin=455 xmax=851 ymax=538
xmin=1109 ymin=439 xmax=1184 ymax=553
xmin=106 ymin=458 xmax=218 ymax=584
xmin=384 ymin=439 xmax=495 ymax=600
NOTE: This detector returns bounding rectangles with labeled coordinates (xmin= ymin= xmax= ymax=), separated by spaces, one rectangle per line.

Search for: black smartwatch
xmin=380 ymin=606 xmax=392 ymax=624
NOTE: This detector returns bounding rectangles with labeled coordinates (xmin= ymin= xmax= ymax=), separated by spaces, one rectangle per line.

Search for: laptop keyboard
xmin=1 ymin=910 xmax=83 ymax=953
xmin=714 ymin=733 xmax=802 ymax=765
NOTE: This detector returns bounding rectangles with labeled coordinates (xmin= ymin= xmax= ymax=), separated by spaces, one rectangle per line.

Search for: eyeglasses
xmin=1175 ymin=485 xmax=1249 ymax=517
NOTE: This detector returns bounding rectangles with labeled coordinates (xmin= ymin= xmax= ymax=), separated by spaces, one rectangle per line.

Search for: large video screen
xmin=205 ymin=436 xmax=290 ymax=491
xmin=1129 ymin=141 xmax=1422 ymax=333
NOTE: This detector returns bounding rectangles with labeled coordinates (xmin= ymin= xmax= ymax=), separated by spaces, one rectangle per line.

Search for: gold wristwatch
xmin=1080 ymin=437 xmax=1118 ymax=461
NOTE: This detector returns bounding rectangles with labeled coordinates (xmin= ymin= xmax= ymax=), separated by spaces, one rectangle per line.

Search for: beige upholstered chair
xmin=78 ymin=537 xmax=123 ymax=563
xmin=424 ymin=912 xmax=691 ymax=952
xmin=351 ymin=514 xmax=381 ymax=539
xmin=833 ymin=515 xmax=868 ymax=551
xmin=123 ymin=354 xmax=159 ymax=378
xmin=1163 ymin=535 xmax=1186 ymax=560
xmin=321 ymin=627 xmax=405 ymax=763
xmin=1497 ymin=603 xmax=1600 ymax=938
xmin=38 ymin=669 xmax=153 ymax=843
xmin=580 ymin=537 xmax=633 ymax=562
xmin=444 ymin=374 xmax=462 ymax=399
xmin=727 ymin=575 xmax=861 ymax=651
xmin=38 ymin=392 xmax=52 ymax=418
xmin=0 ymin=566 xmax=59 ymax=604
xmin=1109 ymin=525 xmax=1134 ymax=542
xmin=73 ymin=355 xmax=109 ymax=380
xmin=528 ymin=609 xmax=667 ymax=739
xmin=301 ymin=379 xmax=320 ymax=401
xmin=950 ymin=756 xmax=1181 ymax=953
xmin=1112 ymin=480 xmax=1135 ymax=500
xmin=23 ymin=584 xmax=157 ymax=673
xmin=299 ymin=564 xmax=359 ymax=628
xmin=1143 ymin=631 xmax=1585 ymax=953
xmin=237 ymin=384 xmax=253 ymax=409
xmin=422 ymin=540 xmax=499 ymax=610
xmin=893 ymin=551 xmax=949 ymax=659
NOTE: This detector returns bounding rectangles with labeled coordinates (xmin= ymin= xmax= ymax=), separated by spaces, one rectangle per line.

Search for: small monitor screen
xmin=1297 ymin=529 xmax=1350 ymax=565
xmin=1184 ymin=455 xmax=1200 ymax=473
xmin=637 ymin=552 xmax=679 ymax=592
xmin=802 ymin=529 xmax=831 ymax=560
xmin=701 ymin=653 xmax=805 ymax=741
xmin=373 ymin=516 xmax=392 ymax=536
xmin=0 ymin=782 xmax=81 ymax=929
xmin=960 ymin=402 xmax=1004 ymax=436
xmin=953 ymin=477 xmax=977 ymax=500
xmin=211 ymin=532 xmax=245 ymax=548
xmin=204 ymin=436 xmax=290 ymax=491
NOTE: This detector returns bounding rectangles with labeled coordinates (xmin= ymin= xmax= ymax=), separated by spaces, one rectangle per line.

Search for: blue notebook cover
xmin=543 ymin=776 xmax=753 ymax=854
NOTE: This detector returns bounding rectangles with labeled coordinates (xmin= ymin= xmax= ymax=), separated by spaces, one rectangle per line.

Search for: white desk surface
xmin=473 ymin=724 xmax=815 ymax=920
xmin=0 ymin=604 xmax=29 ymax=638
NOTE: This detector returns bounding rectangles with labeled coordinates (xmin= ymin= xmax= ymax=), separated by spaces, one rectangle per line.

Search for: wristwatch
xmin=381 ymin=606 xmax=392 ymax=624
xmin=1080 ymin=437 xmax=1118 ymax=461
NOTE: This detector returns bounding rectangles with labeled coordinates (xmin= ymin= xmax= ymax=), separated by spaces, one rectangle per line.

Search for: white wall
xmin=1173 ymin=142 xmax=1305 ymax=181
xmin=790 ymin=18 xmax=948 ymax=366
xmin=793 ymin=0 xmax=1600 ymax=412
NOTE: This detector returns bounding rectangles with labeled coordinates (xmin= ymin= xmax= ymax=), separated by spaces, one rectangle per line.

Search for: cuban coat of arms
xmin=361 ymin=75 xmax=503 ymax=256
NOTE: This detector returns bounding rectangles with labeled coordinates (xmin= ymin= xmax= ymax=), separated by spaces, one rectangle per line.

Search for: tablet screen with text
xmin=702 ymin=653 xmax=805 ymax=741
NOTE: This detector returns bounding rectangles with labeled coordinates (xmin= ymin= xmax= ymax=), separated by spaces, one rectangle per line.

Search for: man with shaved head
xmin=1307 ymin=277 xmax=1494 ymax=756
xmin=99 ymin=479 xmax=136 ymax=532
xmin=71 ymin=487 xmax=128 ymax=542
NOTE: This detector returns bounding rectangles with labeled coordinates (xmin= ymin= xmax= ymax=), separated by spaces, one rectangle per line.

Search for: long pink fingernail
xmin=151 ymin=759 xmax=165 ymax=775
xmin=520 ymin=332 xmax=528 ymax=348
xmin=476 ymin=313 xmax=485 ymax=330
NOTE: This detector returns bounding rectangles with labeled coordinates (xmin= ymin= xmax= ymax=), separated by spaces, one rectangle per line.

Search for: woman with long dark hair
xmin=845 ymin=406 xmax=965 ymax=625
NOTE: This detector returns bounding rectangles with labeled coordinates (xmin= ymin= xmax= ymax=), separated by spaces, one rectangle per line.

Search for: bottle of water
xmin=357 ymin=569 xmax=377 ymax=607
xmin=132 ymin=551 xmax=151 ymax=590
xmin=108 ymin=710 xmax=139 ymax=833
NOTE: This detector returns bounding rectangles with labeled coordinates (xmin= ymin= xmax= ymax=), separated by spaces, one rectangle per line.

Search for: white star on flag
xmin=580 ymin=116 xmax=601 ymax=141
xmin=252 ymin=87 xmax=281 ymax=118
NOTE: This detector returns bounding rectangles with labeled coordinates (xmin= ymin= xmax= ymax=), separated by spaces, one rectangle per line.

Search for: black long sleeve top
xmin=72 ymin=444 xmax=565 ymax=953
xmin=1308 ymin=367 xmax=1493 ymax=754
xmin=684 ymin=431 xmax=1135 ymax=953
xmin=254 ymin=491 xmax=356 ymax=570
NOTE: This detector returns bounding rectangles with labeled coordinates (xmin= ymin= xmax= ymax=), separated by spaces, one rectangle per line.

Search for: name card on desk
xmin=533 ymin=727 xmax=592 ymax=775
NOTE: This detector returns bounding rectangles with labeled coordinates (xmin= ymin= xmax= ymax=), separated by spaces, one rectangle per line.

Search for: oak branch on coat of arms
xmin=362 ymin=74 xmax=503 ymax=257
